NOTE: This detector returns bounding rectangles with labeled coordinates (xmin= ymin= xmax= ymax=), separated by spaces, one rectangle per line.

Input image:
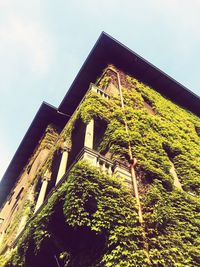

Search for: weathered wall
xmin=0 ymin=125 xmax=59 ymax=253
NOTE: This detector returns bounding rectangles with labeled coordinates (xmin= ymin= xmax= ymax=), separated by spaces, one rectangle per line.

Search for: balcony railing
xmin=76 ymin=147 xmax=132 ymax=185
xmin=89 ymin=83 xmax=110 ymax=99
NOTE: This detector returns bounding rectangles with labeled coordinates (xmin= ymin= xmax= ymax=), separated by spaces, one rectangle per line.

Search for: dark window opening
xmin=93 ymin=118 xmax=107 ymax=151
xmin=7 ymin=191 xmax=15 ymax=205
xmin=16 ymin=187 xmax=24 ymax=200
xmin=34 ymin=176 xmax=42 ymax=202
xmin=46 ymin=150 xmax=62 ymax=195
xmin=84 ymin=196 xmax=97 ymax=215
xmin=162 ymin=143 xmax=180 ymax=161
xmin=27 ymin=165 xmax=31 ymax=174
xmin=142 ymin=96 xmax=156 ymax=115
xmin=67 ymin=118 xmax=86 ymax=169
xmin=195 ymin=126 xmax=200 ymax=137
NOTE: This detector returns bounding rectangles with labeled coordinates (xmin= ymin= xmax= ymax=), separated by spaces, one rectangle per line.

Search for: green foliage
xmin=1 ymin=65 xmax=200 ymax=266
xmin=63 ymin=161 xmax=147 ymax=266
xmin=4 ymin=161 xmax=147 ymax=266
xmin=144 ymin=180 xmax=200 ymax=266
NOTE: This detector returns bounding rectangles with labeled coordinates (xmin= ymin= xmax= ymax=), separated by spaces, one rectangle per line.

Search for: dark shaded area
xmin=46 ymin=150 xmax=62 ymax=195
xmin=23 ymin=237 xmax=60 ymax=267
xmin=50 ymin=213 xmax=106 ymax=267
xmin=195 ymin=126 xmax=200 ymax=137
xmin=84 ymin=196 xmax=98 ymax=215
xmin=138 ymin=164 xmax=173 ymax=192
xmin=34 ymin=176 xmax=42 ymax=201
xmin=93 ymin=118 xmax=107 ymax=151
xmin=21 ymin=200 xmax=106 ymax=267
xmin=67 ymin=119 xmax=86 ymax=169
xmin=162 ymin=143 xmax=180 ymax=161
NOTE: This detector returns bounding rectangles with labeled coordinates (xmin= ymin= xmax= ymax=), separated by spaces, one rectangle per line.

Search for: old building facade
xmin=0 ymin=33 xmax=200 ymax=266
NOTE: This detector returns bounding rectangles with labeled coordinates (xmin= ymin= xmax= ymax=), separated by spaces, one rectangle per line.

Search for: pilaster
xmin=34 ymin=169 xmax=51 ymax=213
xmin=56 ymin=142 xmax=70 ymax=185
xmin=84 ymin=119 xmax=94 ymax=149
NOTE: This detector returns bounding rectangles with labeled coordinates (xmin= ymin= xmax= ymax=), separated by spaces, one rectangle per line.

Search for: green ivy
xmin=1 ymin=65 xmax=200 ymax=266
xmin=3 ymin=161 xmax=147 ymax=266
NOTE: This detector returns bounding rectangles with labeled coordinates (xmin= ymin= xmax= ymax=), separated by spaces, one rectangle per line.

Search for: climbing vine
xmin=1 ymin=161 xmax=147 ymax=266
xmin=1 ymin=65 xmax=200 ymax=266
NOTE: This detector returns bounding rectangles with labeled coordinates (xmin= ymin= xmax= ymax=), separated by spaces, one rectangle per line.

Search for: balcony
xmin=74 ymin=146 xmax=132 ymax=184
xmin=90 ymin=83 xmax=110 ymax=99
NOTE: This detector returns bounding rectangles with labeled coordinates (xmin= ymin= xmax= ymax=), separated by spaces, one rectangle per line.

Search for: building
xmin=0 ymin=32 xmax=200 ymax=266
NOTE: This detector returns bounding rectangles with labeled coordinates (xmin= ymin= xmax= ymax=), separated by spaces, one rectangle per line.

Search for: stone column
xmin=56 ymin=142 xmax=70 ymax=185
xmin=101 ymin=162 xmax=106 ymax=173
xmin=84 ymin=119 xmax=94 ymax=149
xmin=169 ymin=160 xmax=182 ymax=190
xmin=108 ymin=165 xmax=112 ymax=176
xmin=34 ymin=169 xmax=51 ymax=213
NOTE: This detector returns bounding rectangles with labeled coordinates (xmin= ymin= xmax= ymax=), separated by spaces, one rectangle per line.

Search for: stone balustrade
xmin=76 ymin=147 xmax=132 ymax=185
xmin=90 ymin=83 xmax=110 ymax=99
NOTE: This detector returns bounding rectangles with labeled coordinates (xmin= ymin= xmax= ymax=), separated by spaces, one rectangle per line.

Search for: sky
xmin=0 ymin=0 xmax=200 ymax=180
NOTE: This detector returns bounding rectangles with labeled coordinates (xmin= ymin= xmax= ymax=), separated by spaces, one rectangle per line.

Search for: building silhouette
xmin=0 ymin=33 xmax=200 ymax=266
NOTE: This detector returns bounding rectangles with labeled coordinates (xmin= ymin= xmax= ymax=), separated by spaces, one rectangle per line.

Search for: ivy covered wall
xmin=0 ymin=66 xmax=200 ymax=266
xmin=0 ymin=125 xmax=59 ymax=256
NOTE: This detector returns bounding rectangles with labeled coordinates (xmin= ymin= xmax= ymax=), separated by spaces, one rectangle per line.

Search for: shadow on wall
xmin=24 ymin=202 xmax=106 ymax=267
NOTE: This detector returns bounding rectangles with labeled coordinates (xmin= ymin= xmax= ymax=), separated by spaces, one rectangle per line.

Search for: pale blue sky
xmin=0 ymin=0 xmax=200 ymax=179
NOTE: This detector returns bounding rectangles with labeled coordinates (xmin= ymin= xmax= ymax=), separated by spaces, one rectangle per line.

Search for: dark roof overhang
xmin=59 ymin=32 xmax=200 ymax=117
xmin=0 ymin=102 xmax=68 ymax=207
